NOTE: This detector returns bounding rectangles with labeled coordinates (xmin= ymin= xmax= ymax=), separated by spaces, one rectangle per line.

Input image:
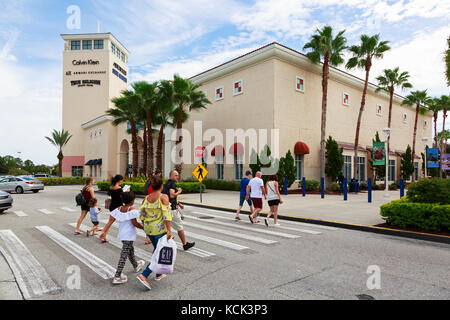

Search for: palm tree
xmin=375 ymin=67 xmax=412 ymax=161
xmin=427 ymin=98 xmax=443 ymax=147
xmin=172 ymin=74 xmax=210 ymax=175
xmin=108 ymin=90 xmax=142 ymax=177
xmin=346 ymin=34 xmax=390 ymax=180
xmin=445 ymin=36 xmax=450 ymax=86
xmin=133 ymin=81 xmax=159 ymax=176
xmin=402 ymin=90 xmax=432 ymax=181
xmin=437 ymin=95 xmax=449 ymax=176
xmin=45 ymin=129 xmax=72 ymax=177
xmin=303 ymin=25 xmax=347 ymax=180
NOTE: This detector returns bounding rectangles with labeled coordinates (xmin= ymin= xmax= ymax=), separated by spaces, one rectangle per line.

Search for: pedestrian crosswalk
xmin=0 ymin=206 xmax=337 ymax=299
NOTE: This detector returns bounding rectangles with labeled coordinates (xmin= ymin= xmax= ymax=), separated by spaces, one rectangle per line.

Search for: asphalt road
xmin=0 ymin=185 xmax=449 ymax=300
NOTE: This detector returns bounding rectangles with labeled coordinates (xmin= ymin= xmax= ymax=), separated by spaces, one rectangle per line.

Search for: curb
xmin=180 ymin=202 xmax=450 ymax=245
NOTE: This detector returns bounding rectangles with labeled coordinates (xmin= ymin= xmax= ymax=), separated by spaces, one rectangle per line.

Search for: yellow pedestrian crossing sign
xmin=192 ymin=164 xmax=208 ymax=182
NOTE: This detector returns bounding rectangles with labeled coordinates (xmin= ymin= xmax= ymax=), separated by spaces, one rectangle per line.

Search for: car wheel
xmin=32 ymin=190 xmax=39 ymax=193
xmin=15 ymin=186 xmax=24 ymax=194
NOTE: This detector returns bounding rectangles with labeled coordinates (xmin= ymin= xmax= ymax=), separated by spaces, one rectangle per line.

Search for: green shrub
xmin=38 ymin=177 xmax=86 ymax=185
xmin=330 ymin=182 xmax=340 ymax=192
xmin=96 ymin=181 xmax=204 ymax=194
xmin=406 ymin=178 xmax=450 ymax=205
xmin=380 ymin=198 xmax=450 ymax=231
xmin=299 ymin=179 xmax=320 ymax=191
xmin=389 ymin=183 xmax=398 ymax=191
xmin=202 ymin=179 xmax=241 ymax=191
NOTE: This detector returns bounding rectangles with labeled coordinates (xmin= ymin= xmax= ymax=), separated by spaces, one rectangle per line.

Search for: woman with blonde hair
xmin=74 ymin=177 xmax=95 ymax=235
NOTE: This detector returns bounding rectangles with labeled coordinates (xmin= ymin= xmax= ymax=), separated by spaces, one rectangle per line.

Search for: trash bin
xmin=350 ymin=179 xmax=359 ymax=193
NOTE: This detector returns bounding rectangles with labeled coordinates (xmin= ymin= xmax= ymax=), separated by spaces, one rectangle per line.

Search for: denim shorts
xmin=239 ymin=195 xmax=253 ymax=206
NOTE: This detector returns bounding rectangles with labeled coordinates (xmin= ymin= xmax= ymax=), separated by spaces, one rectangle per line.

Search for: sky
xmin=0 ymin=0 xmax=449 ymax=166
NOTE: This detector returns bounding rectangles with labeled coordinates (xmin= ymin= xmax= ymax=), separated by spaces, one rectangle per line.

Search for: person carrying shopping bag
xmin=136 ymin=176 xmax=173 ymax=291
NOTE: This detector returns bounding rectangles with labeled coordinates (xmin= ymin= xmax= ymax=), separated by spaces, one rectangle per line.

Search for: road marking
xmin=201 ymin=208 xmax=338 ymax=231
xmin=187 ymin=213 xmax=300 ymax=239
xmin=61 ymin=207 xmax=77 ymax=212
xmin=0 ymin=230 xmax=60 ymax=298
xmin=193 ymin=211 xmax=321 ymax=235
xmin=35 ymin=226 xmax=116 ymax=279
xmin=98 ymin=219 xmax=217 ymax=257
xmin=38 ymin=209 xmax=54 ymax=215
xmin=178 ymin=228 xmax=250 ymax=251
xmin=14 ymin=211 xmax=28 ymax=217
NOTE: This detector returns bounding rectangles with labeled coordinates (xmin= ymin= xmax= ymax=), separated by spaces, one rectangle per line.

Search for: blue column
xmin=320 ymin=177 xmax=324 ymax=199
xmin=302 ymin=177 xmax=306 ymax=197
xmin=400 ymin=179 xmax=405 ymax=198
xmin=344 ymin=178 xmax=348 ymax=201
xmin=284 ymin=176 xmax=288 ymax=195
xmin=368 ymin=178 xmax=372 ymax=203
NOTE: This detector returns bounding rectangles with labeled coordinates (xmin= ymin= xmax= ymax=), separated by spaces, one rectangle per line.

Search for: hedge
xmin=406 ymin=178 xmax=449 ymax=205
xmin=380 ymin=198 xmax=450 ymax=231
xmin=299 ymin=179 xmax=320 ymax=191
xmin=96 ymin=181 xmax=205 ymax=195
xmin=37 ymin=177 xmax=86 ymax=185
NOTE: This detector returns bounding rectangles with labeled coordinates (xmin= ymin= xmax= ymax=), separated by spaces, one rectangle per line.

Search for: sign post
xmin=192 ymin=164 xmax=208 ymax=203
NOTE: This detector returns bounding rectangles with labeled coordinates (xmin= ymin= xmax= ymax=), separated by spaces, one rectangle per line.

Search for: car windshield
xmin=23 ymin=177 xmax=37 ymax=181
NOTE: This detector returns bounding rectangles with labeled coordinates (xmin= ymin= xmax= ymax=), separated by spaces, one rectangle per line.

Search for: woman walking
xmin=136 ymin=176 xmax=172 ymax=291
xmin=108 ymin=175 xmax=125 ymax=212
xmin=265 ymin=175 xmax=283 ymax=227
xmin=74 ymin=177 xmax=95 ymax=235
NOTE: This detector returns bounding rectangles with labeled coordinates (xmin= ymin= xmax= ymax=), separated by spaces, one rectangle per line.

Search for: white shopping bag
xmin=149 ymin=236 xmax=177 ymax=275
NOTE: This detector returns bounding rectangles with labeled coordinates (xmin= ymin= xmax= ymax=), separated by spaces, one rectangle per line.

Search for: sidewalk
xmin=179 ymin=189 xmax=400 ymax=226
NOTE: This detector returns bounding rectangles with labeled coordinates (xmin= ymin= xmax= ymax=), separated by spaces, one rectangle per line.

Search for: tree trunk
xmin=434 ymin=113 xmax=438 ymax=147
xmin=353 ymin=61 xmax=371 ymax=181
xmin=58 ymin=150 xmax=63 ymax=177
xmin=130 ymin=120 xmax=138 ymax=178
xmin=156 ymin=123 xmax=165 ymax=172
xmin=411 ymin=103 xmax=420 ymax=182
xmin=175 ymin=105 xmax=184 ymax=176
xmin=387 ymin=86 xmax=394 ymax=172
xmin=146 ymin=111 xmax=154 ymax=176
xmin=320 ymin=53 xmax=330 ymax=182
xmin=143 ymin=125 xmax=148 ymax=177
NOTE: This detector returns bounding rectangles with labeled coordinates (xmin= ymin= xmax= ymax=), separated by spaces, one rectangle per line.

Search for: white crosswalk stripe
xmin=35 ymin=226 xmax=116 ymax=279
xmin=178 ymin=229 xmax=250 ymax=251
xmin=0 ymin=230 xmax=60 ymax=298
xmin=192 ymin=211 xmax=321 ymax=235
xmin=38 ymin=209 xmax=54 ymax=215
xmin=61 ymin=207 xmax=77 ymax=212
xmin=98 ymin=219 xmax=218 ymax=257
xmin=13 ymin=211 xmax=28 ymax=217
xmin=186 ymin=213 xmax=300 ymax=239
xmin=200 ymin=207 xmax=339 ymax=231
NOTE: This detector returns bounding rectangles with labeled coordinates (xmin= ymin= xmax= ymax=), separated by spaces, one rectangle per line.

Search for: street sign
xmin=192 ymin=164 xmax=208 ymax=182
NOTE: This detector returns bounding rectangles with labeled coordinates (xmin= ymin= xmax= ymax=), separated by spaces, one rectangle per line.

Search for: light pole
xmin=422 ymin=137 xmax=429 ymax=178
xmin=383 ymin=128 xmax=391 ymax=199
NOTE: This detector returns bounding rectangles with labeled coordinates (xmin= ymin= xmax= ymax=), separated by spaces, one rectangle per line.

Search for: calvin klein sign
xmin=72 ymin=59 xmax=100 ymax=66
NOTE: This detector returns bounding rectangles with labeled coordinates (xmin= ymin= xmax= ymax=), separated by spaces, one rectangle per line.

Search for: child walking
xmin=100 ymin=192 xmax=146 ymax=285
xmin=87 ymin=198 xmax=101 ymax=236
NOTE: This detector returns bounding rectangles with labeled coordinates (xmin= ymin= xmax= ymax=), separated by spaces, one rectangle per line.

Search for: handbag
xmin=149 ymin=236 xmax=177 ymax=275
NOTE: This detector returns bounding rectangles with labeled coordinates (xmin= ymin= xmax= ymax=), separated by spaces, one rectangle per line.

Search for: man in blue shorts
xmin=235 ymin=170 xmax=254 ymax=221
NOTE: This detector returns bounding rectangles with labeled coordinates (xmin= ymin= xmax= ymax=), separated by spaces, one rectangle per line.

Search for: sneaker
xmin=136 ymin=275 xmax=151 ymax=290
xmin=183 ymin=242 xmax=195 ymax=251
xmin=112 ymin=274 xmax=127 ymax=285
xmin=274 ymin=223 xmax=280 ymax=227
xmin=134 ymin=260 xmax=145 ymax=273
xmin=154 ymin=274 xmax=167 ymax=281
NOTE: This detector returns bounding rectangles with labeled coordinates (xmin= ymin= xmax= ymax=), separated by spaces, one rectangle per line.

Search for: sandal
xmin=74 ymin=230 xmax=82 ymax=235
xmin=248 ymin=215 xmax=254 ymax=224
xmin=235 ymin=216 xmax=241 ymax=221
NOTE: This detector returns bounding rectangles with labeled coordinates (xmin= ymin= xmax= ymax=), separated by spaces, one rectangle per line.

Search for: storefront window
xmin=216 ymin=155 xmax=223 ymax=180
xmin=358 ymin=156 xmax=366 ymax=181
xmin=72 ymin=166 xmax=83 ymax=177
xmin=342 ymin=156 xmax=352 ymax=179
xmin=295 ymin=154 xmax=303 ymax=180
xmin=388 ymin=159 xmax=396 ymax=182
xmin=234 ymin=154 xmax=243 ymax=180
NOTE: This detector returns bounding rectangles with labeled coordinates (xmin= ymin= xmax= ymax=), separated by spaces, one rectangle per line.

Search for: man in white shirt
xmin=246 ymin=171 xmax=266 ymax=223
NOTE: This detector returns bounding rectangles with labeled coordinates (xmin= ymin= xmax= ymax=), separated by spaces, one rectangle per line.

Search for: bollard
xmin=368 ymin=178 xmax=372 ymax=203
xmin=302 ymin=177 xmax=306 ymax=197
xmin=344 ymin=178 xmax=348 ymax=201
xmin=320 ymin=177 xmax=325 ymax=199
xmin=400 ymin=179 xmax=405 ymax=198
xmin=284 ymin=176 xmax=288 ymax=195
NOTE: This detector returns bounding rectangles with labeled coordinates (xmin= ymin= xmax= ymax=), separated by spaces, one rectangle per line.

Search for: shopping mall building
xmin=61 ymin=33 xmax=432 ymax=184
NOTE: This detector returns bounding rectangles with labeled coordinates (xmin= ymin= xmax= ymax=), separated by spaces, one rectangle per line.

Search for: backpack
xmin=75 ymin=190 xmax=87 ymax=206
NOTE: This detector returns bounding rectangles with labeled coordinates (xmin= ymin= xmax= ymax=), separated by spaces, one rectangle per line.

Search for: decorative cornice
xmin=61 ymin=32 xmax=130 ymax=54
xmin=81 ymin=115 xmax=114 ymax=129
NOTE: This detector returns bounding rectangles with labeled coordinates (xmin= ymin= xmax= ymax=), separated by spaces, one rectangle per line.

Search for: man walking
xmin=246 ymin=171 xmax=266 ymax=224
xmin=236 ymin=170 xmax=254 ymax=221
xmin=163 ymin=170 xmax=195 ymax=251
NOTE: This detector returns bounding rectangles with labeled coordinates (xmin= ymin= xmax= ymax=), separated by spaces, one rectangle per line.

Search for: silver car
xmin=0 ymin=177 xmax=45 ymax=194
xmin=0 ymin=190 xmax=13 ymax=213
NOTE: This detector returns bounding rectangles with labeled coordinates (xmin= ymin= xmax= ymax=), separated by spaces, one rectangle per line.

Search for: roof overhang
xmin=81 ymin=115 xmax=114 ymax=129
xmin=61 ymin=32 xmax=130 ymax=55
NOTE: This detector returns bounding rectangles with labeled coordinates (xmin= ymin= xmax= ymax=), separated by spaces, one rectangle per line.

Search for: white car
xmin=0 ymin=190 xmax=13 ymax=213
xmin=0 ymin=177 xmax=45 ymax=194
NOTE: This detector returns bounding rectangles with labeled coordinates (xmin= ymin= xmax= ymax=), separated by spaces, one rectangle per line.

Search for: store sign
xmin=442 ymin=154 xmax=450 ymax=171
xmin=426 ymin=148 xmax=439 ymax=168
xmin=113 ymin=62 xmax=127 ymax=76
xmin=112 ymin=68 xmax=127 ymax=83
xmin=71 ymin=80 xmax=101 ymax=87
xmin=72 ymin=59 xmax=100 ymax=66
xmin=66 ymin=70 xmax=106 ymax=76
xmin=372 ymin=142 xmax=385 ymax=166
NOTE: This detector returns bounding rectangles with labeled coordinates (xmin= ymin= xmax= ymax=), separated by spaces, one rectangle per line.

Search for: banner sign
xmin=372 ymin=142 xmax=385 ymax=166
xmin=426 ymin=148 xmax=439 ymax=168
xmin=442 ymin=153 xmax=450 ymax=171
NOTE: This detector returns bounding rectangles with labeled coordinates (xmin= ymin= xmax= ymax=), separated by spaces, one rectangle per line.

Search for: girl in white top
xmin=101 ymin=192 xmax=146 ymax=285
xmin=265 ymin=175 xmax=283 ymax=227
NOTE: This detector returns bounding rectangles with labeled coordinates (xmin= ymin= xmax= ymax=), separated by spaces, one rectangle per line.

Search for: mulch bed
xmin=374 ymin=223 xmax=450 ymax=237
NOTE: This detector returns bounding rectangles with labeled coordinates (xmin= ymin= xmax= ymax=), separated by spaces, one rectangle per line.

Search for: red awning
xmin=229 ymin=142 xmax=244 ymax=155
xmin=211 ymin=145 xmax=224 ymax=156
xmin=294 ymin=141 xmax=310 ymax=154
